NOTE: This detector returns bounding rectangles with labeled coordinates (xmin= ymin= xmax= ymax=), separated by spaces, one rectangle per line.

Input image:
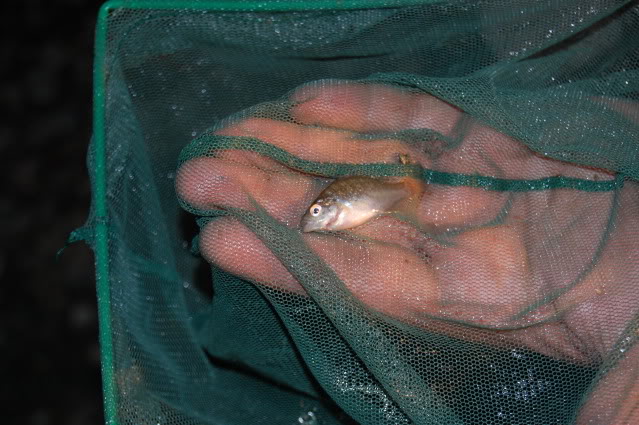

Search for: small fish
xmin=300 ymin=175 xmax=424 ymax=232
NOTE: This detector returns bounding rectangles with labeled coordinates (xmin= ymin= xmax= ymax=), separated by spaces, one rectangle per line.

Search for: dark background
xmin=1 ymin=1 xmax=106 ymax=424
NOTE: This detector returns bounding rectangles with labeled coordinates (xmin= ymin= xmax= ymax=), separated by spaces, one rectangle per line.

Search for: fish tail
xmin=383 ymin=158 xmax=428 ymax=229
xmin=385 ymin=176 xmax=426 ymax=223
xmin=401 ymin=176 xmax=426 ymax=199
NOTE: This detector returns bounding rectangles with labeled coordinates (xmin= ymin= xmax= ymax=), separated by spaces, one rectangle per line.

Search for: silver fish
xmin=300 ymin=175 xmax=423 ymax=232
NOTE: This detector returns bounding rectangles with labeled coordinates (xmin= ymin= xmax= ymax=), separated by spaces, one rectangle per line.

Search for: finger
xmin=200 ymin=215 xmax=442 ymax=317
xmin=291 ymin=82 xmax=616 ymax=178
xmin=339 ymin=215 xmax=444 ymax=259
xmin=305 ymin=232 xmax=440 ymax=317
xmin=176 ymin=156 xmax=318 ymax=225
xmin=290 ymin=81 xmax=462 ymax=136
xmin=199 ymin=217 xmax=306 ymax=294
xmin=216 ymin=117 xmax=420 ymax=165
xmin=216 ymin=149 xmax=294 ymax=174
xmin=455 ymin=123 xmax=616 ymax=181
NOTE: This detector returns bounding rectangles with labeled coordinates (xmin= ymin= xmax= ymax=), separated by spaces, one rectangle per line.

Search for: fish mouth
xmin=300 ymin=216 xmax=315 ymax=233
xmin=301 ymin=214 xmax=328 ymax=233
xmin=301 ymin=220 xmax=320 ymax=233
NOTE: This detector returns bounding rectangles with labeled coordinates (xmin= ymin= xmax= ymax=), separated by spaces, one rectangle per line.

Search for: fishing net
xmin=77 ymin=0 xmax=639 ymax=424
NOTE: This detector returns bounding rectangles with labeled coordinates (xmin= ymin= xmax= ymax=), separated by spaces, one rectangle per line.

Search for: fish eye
xmin=310 ymin=204 xmax=322 ymax=216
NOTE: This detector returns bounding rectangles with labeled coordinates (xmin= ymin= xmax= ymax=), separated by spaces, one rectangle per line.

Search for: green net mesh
xmin=80 ymin=1 xmax=639 ymax=424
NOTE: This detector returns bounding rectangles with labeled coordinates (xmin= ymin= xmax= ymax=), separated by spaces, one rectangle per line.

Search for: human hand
xmin=176 ymin=81 xmax=639 ymax=424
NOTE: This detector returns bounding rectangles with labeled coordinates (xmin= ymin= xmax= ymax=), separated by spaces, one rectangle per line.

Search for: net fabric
xmin=85 ymin=1 xmax=639 ymax=424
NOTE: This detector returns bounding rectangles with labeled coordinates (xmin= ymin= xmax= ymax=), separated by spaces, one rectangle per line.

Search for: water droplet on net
xmin=297 ymin=411 xmax=317 ymax=424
